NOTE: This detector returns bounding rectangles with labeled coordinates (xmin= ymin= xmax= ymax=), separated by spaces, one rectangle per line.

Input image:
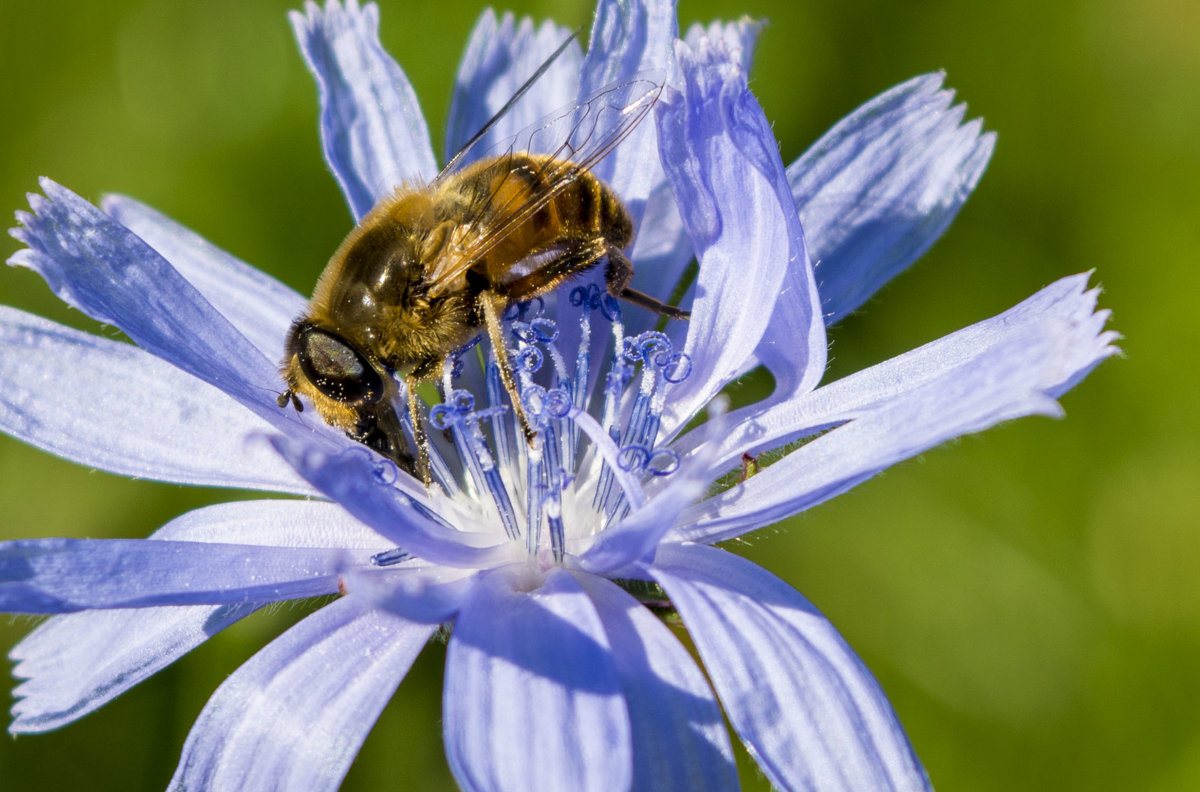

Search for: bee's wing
xmin=425 ymin=76 xmax=665 ymax=294
xmin=439 ymin=29 xmax=582 ymax=180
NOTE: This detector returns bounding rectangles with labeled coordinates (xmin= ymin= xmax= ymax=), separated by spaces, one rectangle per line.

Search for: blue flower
xmin=0 ymin=1 xmax=1116 ymax=790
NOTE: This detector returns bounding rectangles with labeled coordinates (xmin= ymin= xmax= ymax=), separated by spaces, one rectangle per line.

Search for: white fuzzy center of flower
xmin=372 ymin=285 xmax=690 ymax=568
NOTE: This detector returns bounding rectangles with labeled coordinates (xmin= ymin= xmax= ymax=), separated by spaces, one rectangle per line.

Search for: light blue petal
xmin=444 ymin=568 xmax=632 ymax=792
xmin=620 ymin=178 xmax=693 ymax=339
xmin=671 ymin=273 xmax=1116 ymax=482
xmin=342 ymin=565 xmax=477 ymax=625
xmin=0 ymin=537 xmax=356 ymax=613
xmin=674 ymin=276 xmax=1118 ymax=543
xmin=10 ymin=604 xmax=257 ymax=734
xmin=789 ymin=73 xmax=995 ymax=324
xmin=619 ymin=17 xmax=763 ymax=336
xmin=553 ymin=0 xmax=678 ymax=379
xmin=579 ymin=432 xmax=717 ymax=574
xmin=0 ymin=307 xmax=314 ymax=493
xmin=8 ymin=500 xmax=388 ymax=733
xmin=654 ymin=543 xmax=931 ymax=792
xmin=579 ymin=0 xmax=677 ymax=211
xmin=269 ymin=434 xmax=508 ymax=569
xmin=170 ymin=595 xmax=433 ymax=792
xmin=101 ymin=195 xmax=306 ymax=361
xmin=9 ymin=179 xmax=295 ymax=432
xmin=656 ymin=37 xmax=825 ymax=439
xmin=142 ymin=498 xmax=392 ymax=549
xmin=574 ymin=573 xmax=739 ymax=791
xmin=445 ymin=10 xmax=581 ymax=164
xmin=290 ymin=0 xmax=437 ymax=220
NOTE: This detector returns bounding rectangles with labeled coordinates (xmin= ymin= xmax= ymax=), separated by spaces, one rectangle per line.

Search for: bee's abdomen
xmin=505 ymin=154 xmax=632 ymax=248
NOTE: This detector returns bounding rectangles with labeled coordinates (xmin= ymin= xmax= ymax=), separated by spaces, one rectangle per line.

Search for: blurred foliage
xmin=0 ymin=0 xmax=1195 ymax=790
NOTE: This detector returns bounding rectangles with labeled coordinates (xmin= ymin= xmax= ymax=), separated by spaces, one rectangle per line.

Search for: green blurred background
xmin=0 ymin=0 xmax=1194 ymax=789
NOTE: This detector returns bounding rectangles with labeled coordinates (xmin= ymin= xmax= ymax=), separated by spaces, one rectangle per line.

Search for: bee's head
xmin=282 ymin=320 xmax=387 ymax=411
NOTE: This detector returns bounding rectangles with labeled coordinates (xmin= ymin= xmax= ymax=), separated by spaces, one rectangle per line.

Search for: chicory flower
xmin=0 ymin=1 xmax=1116 ymax=790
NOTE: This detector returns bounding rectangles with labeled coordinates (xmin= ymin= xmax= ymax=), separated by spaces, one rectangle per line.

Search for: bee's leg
xmin=501 ymin=239 xmax=690 ymax=321
xmin=478 ymin=290 xmax=537 ymax=445
xmin=605 ymin=246 xmax=691 ymax=320
xmin=404 ymin=374 xmax=434 ymax=488
xmin=501 ymin=237 xmax=608 ymax=302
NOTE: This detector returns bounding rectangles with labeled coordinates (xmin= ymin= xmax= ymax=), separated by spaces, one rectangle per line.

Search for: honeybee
xmin=278 ymin=34 xmax=688 ymax=482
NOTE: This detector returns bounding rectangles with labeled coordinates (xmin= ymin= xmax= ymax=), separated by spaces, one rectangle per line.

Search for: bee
xmin=277 ymin=33 xmax=688 ymax=483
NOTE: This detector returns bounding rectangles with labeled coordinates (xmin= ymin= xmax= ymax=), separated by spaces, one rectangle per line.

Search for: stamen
xmin=536 ymin=326 xmax=573 ymax=481
xmin=566 ymin=285 xmax=596 ymax=466
xmin=512 ymin=344 xmax=544 ymax=374
xmin=592 ymin=310 xmax=632 ymax=513
xmin=511 ymin=349 xmax=539 ymax=489
xmin=370 ymin=547 xmax=412 ymax=566
xmin=646 ymin=448 xmax=681 ymax=476
xmin=448 ymin=335 xmax=482 ymax=380
xmin=568 ymin=406 xmax=647 ymax=512
xmin=618 ymin=443 xmax=651 ymax=471
xmin=392 ymin=285 xmax=690 ymax=565
xmin=601 ymin=332 xmax=693 ymax=521
xmin=430 ymin=389 xmax=520 ymax=540
xmin=527 ymin=384 xmax=572 ymax=559
xmin=339 ymin=444 xmax=457 ymax=530
xmin=398 ymin=388 xmax=459 ymax=497
xmin=370 ymin=455 xmax=399 ymax=486
xmin=546 ymin=495 xmax=565 ymax=564
xmin=524 ymin=435 xmax=546 ymax=555
xmin=485 ymin=359 xmax=518 ymax=486
xmin=520 ymin=384 xmax=573 ymax=558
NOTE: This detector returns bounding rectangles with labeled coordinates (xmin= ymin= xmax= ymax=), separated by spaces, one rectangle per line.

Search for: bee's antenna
xmin=439 ymin=28 xmax=583 ymax=180
xmin=275 ymin=388 xmax=303 ymax=412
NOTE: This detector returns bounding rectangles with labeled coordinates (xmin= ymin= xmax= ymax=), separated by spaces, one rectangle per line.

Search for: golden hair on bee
xmin=278 ymin=31 xmax=688 ymax=485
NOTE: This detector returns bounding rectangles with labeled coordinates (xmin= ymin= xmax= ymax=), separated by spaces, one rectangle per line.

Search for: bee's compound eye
xmin=294 ymin=324 xmax=385 ymax=405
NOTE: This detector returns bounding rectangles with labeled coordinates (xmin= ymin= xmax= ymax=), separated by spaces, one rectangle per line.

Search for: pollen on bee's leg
xmin=397 ymin=387 xmax=458 ymax=499
xmin=406 ymin=378 xmax=434 ymax=490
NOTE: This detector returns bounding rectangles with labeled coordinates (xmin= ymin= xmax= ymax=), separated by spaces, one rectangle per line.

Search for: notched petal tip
xmin=675 ymin=271 xmax=1119 ymax=544
xmin=444 ymin=6 xmax=581 ymax=164
xmin=38 ymin=175 xmax=71 ymax=199
xmin=911 ymin=70 xmax=950 ymax=96
xmin=683 ymin=16 xmax=765 ymax=75
xmin=791 ymin=69 xmax=1000 ymax=324
xmin=660 ymin=28 xmax=827 ymax=425
xmin=673 ymin=34 xmax=746 ymax=87
xmin=294 ymin=0 xmax=371 ymax=27
xmin=1033 ymin=275 xmax=1120 ymax=400
xmin=294 ymin=0 xmax=435 ymax=216
xmin=286 ymin=3 xmax=318 ymax=34
xmin=24 ymin=191 xmax=53 ymax=220
xmin=7 ymin=229 xmax=33 ymax=258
